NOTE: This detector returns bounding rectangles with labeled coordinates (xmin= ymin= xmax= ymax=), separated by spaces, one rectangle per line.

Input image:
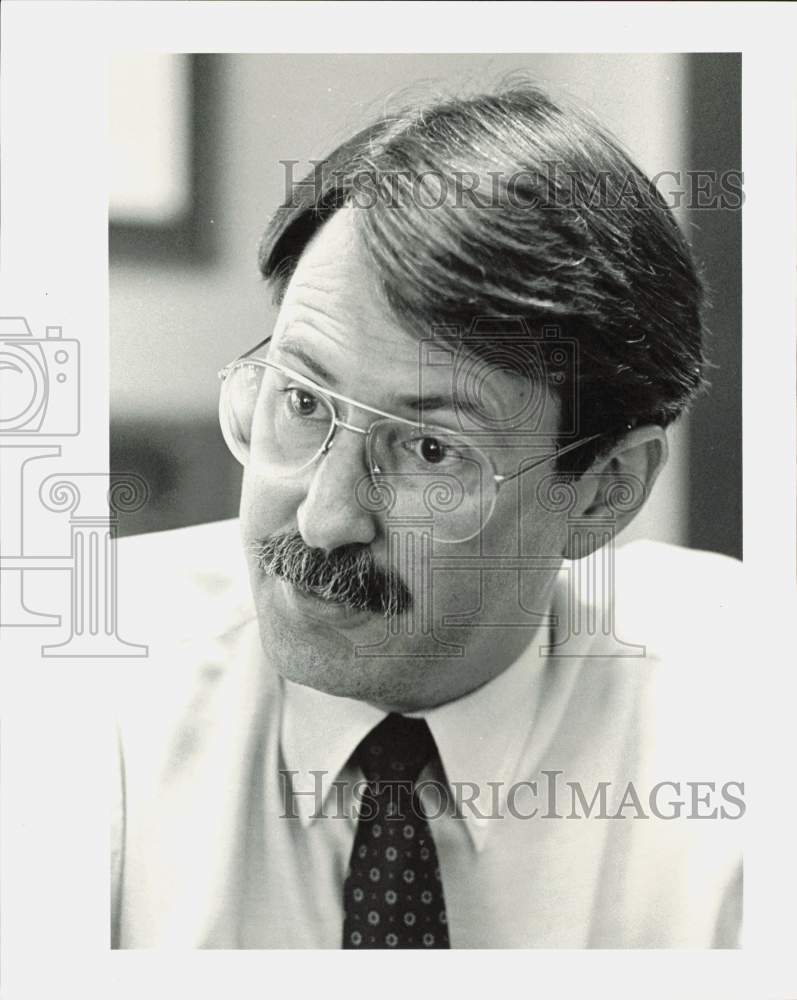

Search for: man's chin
xmin=254 ymin=602 xmax=399 ymax=705
xmin=251 ymin=575 xmax=447 ymax=708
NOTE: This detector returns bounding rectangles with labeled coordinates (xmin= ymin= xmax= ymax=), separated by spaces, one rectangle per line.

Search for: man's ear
xmin=562 ymin=426 xmax=669 ymax=559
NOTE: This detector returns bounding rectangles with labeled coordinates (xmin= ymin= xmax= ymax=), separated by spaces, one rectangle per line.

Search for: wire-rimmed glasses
xmin=218 ymin=337 xmax=600 ymax=543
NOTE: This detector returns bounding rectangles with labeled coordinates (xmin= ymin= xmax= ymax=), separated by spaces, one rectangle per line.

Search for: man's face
xmin=240 ymin=208 xmax=570 ymax=712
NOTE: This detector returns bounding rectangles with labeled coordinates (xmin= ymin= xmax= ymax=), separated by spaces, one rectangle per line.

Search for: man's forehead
xmin=274 ymin=211 xmax=555 ymax=430
xmin=285 ymin=206 xmax=374 ymax=305
xmin=277 ymin=212 xmax=419 ymax=355
xmin=271 ymin=325 xmax=550 ymax=434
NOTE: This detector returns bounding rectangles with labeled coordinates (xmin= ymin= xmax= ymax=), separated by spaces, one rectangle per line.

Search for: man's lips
xmin=276 ymin=577 xmax=385 ymax=631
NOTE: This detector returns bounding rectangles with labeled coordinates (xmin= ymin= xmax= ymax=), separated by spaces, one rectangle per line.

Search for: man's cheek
xmin=240 ymin=468 xmax=300 ymax=541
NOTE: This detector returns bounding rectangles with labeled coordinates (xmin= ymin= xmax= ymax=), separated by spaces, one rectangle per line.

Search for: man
xmin=112 ymin=83 xmax=743 ymax=948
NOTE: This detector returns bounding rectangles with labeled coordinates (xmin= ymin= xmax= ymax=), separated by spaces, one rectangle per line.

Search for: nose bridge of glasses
xmin=333 ymin=416 xmax=369 ymax=437
xmin=319 ymin=413 xmax=368 ymax=459
xmin=320 ymin=402 xmax=388 ymax=464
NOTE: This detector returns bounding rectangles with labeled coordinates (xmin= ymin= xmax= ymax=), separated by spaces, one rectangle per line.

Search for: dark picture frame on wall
xmin=109 ymin=53 xmax=216 ymax=263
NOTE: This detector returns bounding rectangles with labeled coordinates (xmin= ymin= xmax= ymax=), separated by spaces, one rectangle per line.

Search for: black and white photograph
xmin=110 ymin=52 xmax=744 ymax=949
xmin=0 ymin=2 xmax=795 ymax=997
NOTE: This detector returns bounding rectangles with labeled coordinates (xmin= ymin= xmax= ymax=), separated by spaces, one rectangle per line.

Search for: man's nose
xmin=296 ymin=427 xmax=378 ymax=552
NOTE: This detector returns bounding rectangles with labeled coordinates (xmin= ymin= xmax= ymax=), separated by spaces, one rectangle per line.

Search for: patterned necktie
xmin=342 ymin=713 xmax=450 ymax=949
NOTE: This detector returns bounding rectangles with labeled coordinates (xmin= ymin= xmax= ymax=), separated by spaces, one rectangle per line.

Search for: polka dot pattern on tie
xmin=342 ymin=714 xmax=450 ymax=949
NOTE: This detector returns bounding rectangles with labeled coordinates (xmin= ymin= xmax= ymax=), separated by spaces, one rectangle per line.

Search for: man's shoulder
xmin=116 ymin=518 xmax=254 ymax=644
xmin=556 ymin=539 xmax=744 ymax=736
xmin=113 ymin=518 xmax=261 ymax=724
xmin=614 ymin=538 xmax=742 ymax=591
xmin=116 ymin=517 xmax=247 ymax=592
xmin=112 ymin=519 xmax=272 ymax=781
xmin=590 ymin=539 xmax=742 ymax=652
xmin=574 ymin=539 xmax=745 ymax=765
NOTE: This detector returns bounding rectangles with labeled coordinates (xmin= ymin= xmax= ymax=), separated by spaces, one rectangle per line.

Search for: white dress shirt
xmin=112 ymin=519 xmax=744 ymax=948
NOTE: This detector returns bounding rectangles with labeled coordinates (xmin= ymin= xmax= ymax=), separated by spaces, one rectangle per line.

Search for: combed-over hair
xmin=258 ymin=82 xmax=707 ymax=471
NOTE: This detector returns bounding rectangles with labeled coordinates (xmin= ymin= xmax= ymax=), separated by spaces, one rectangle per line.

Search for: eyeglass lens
xmin=221 ymin=363 xmax=498 ymax=542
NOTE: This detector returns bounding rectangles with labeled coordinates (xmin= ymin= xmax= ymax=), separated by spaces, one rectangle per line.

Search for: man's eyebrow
xmin=400 ymin=393 xmax=453 ymax=413
xmin=274 ymin=337 xmax=492 ymax=422
xmin=395 ymin=392 xmax=482 ymax=422
xmin=274 ymin=337 xmax=338 ymax=387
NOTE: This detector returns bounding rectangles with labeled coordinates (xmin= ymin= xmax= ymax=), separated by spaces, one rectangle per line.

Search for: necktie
xmin=342 ymin=713 xmax=450 ymax=949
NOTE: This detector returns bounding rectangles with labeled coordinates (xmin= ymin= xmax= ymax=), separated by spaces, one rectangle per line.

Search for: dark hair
xmin=258 ymin=81 xmax=708 ymax=472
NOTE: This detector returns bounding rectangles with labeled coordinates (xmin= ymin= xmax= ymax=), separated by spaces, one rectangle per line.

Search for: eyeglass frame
xmin=218 ymin=335 xmax=603 ymax=501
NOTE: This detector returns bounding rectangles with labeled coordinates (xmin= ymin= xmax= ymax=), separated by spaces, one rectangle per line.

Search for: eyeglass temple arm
xmin=218 ymin=335 xmax=273 ymax=379
xmin=239 ymin=334 xmax=272 ymax=360
xmin=494 ymin=433 xmax=604 ymax=485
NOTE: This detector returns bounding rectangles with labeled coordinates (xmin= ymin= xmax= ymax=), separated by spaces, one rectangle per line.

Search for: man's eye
xmin=407 ymin=435 xmax=460 ymax=466
xmin=285 ymin=387 xmax=321 ymax=417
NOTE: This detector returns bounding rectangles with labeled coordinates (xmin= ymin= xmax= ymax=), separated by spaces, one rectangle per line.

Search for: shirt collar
xmin=279 ymin=632 xmax=549 ymax=852
xmin=280 ymin=681 xmax=385 ymax=825
xmin=418 ymin=645 xmax=546 ymax=849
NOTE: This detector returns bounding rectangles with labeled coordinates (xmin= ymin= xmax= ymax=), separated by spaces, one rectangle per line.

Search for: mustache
xmin=252 ymin=530 xmax=412 ymax=617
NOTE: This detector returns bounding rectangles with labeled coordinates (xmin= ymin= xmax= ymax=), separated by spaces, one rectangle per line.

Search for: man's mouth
xmin=273 ymin=578 xmax=409 ymax=637
xmin=289 ymin=576 xmax=380 ymax=613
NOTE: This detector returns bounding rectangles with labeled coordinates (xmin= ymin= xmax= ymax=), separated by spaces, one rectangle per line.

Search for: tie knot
xmin=354 ymin=714 xmax=437 ymax=785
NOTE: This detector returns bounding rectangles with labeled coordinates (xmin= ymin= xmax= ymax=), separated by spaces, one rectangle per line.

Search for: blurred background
xmin=109 ymin=53 xmax=741 ymax=558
